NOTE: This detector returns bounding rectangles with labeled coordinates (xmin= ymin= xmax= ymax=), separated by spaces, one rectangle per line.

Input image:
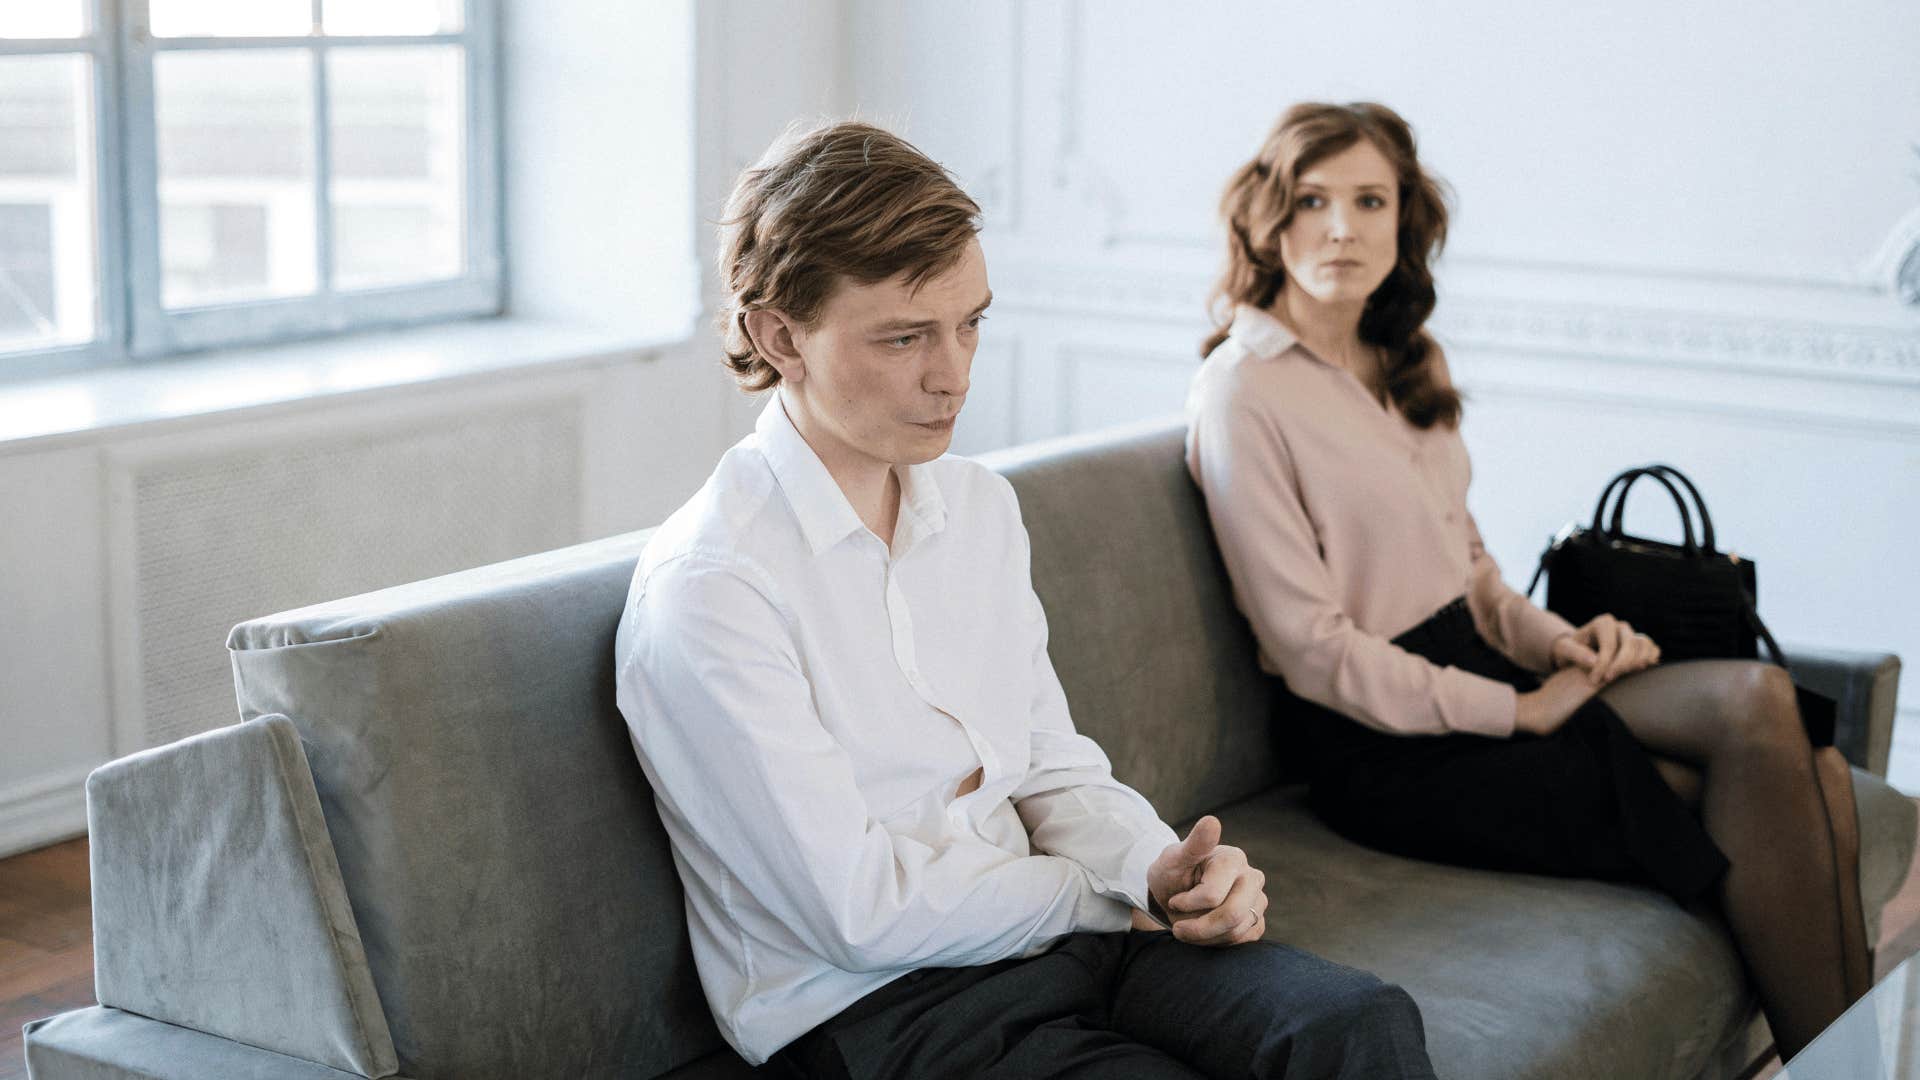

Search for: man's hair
xmin=716 ymin=120 xmax=982 ymax=392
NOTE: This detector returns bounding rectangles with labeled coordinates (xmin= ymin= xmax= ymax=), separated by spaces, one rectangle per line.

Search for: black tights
xmin=1600 ymin=660 xmax=1869 ymax=1059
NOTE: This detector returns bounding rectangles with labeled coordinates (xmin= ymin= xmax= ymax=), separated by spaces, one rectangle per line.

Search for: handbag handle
xmin=1593 ymin=467 xmax=1700 ymax=557
xmin=1587 ymin=468 xmax=1642 ymax=534
xmin=1612 ymin=465 xmax=1719 ymax=554
xmin=1646 ymin=465 xmax=1718 ymax=553
xmin=1532 ymin=467 xmax=1664 ymax=599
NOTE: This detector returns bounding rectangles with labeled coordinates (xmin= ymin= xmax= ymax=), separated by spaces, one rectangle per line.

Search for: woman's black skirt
xmin=1296 ymin=598 xmax=1730 ymax=905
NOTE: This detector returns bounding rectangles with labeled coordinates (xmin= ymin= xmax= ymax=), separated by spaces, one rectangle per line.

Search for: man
xmin=615 ymin=120 xmax=1436 ymax=1079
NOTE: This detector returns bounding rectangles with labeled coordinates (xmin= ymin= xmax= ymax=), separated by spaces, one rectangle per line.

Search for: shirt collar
xmin=892 ymin=455 xmax=948 ymax=551
xmin=1225 ymin=303 xmax=1303 ymax=361
xmin=755 ymin=393 xmax=950 ymax=557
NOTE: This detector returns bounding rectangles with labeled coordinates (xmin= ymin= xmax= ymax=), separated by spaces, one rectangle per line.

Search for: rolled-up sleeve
xmin=1465 ymin=511 xmax=1576 ymax=674
xmin=619 ymin=556 xmax=1122 ymax=975
xmin=1188 ymin=384 xmax=1518 ymax=738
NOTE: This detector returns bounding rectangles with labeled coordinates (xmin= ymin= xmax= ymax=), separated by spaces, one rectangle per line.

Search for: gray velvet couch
xmin=24 ymin=418 xmax=1915 ymax=1079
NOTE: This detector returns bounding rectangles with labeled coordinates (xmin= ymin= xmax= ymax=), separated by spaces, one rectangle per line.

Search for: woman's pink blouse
xmin=1185 ymin=305 xmax=1575 ymax=738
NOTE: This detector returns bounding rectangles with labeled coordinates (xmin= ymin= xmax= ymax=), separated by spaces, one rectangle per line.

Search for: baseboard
xmin=0 ymin=765 xmax=91 ymax=859
xmin=1886 ymin=707 xmax=1920 ymax=796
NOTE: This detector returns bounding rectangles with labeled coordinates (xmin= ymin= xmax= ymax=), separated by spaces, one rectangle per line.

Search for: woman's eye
xmin=1360 ymin=194 xmax=1387 ymax=209
xmin=1296 ymin=195 xmax=1324 ymax=210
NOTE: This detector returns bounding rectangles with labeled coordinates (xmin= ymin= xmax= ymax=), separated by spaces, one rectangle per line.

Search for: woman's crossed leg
xmin=1600 ymin=659 xmax=1868 ymax=1058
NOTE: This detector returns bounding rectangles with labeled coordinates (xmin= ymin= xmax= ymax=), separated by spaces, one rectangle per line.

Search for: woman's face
xmin=1277 ymin=138 xmax=1400 ymax=306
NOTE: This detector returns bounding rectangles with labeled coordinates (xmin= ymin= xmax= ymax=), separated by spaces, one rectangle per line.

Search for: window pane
xmin=149 ymin=0 xmax=311 ymax=38
xmin=323 ymin=0 xmax=462 ymax=36
xmin=156 ymin=50 xmax=316 ymax=306
xmin=328 ymin=46 xmax=463 ymax=289
xmin=0 ymin=1 xmax=87 ymax=38
xmin=0 ymin=55 xmax=97 ymax=352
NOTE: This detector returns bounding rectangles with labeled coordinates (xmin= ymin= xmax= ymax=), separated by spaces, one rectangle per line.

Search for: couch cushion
xmin=86 ymin=715 xmax=397 ymax=1077
xmin=24 ymin=1006 xmax=385 ymax=1080
xmin=1220 ymin=766 xmax=1916 ymax=1080
xmin=228 ymin=533 xmax=723 ymax=1080
xmin=985 ymin=418 xmax=1284 ymax=825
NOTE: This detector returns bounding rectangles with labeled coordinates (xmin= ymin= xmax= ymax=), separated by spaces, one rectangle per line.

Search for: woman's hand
xmin=1552 ymin=615 xmax=1661 ymax=685
xmin=1514 ymin=667 xmax=1603 ymax=736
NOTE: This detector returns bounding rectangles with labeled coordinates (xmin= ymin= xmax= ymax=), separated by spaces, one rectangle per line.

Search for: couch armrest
xmin=82 ymin=715 xmax=397 ymax=1077
xmin=23 ymin=1006 xmax=401 ymax=1079
xmin=1783 ymin=644 xmax=1902 ymax=777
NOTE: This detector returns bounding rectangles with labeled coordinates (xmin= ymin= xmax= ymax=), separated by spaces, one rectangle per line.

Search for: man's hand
xmin=1144 ymin=816 xmax=1268 ymax=946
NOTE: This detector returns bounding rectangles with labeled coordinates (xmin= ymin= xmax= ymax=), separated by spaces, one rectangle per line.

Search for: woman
xmin=1184 ymin=101 xmax=1867 ymax=1059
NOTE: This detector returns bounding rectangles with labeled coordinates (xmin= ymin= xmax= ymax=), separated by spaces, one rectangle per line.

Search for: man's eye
xmin=964 ymin=314 xmax=988 ymax=330
xmin=888 ymin=334 xmax=919 ymax=348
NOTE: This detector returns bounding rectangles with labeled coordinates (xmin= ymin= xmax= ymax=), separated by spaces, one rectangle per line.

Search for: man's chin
xmin=900 ymin=419 xmax=958 ymax=461
xmin=898 ymin=438 xmax=953 ymax=464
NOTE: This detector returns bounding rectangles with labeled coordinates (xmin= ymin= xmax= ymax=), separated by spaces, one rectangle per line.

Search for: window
xmin=0 ymin=0 xmax=499 ymax=370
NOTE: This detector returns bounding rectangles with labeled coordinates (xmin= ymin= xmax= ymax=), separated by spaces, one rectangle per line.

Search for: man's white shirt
xmin=614 ymin=396 xmax=1177 ymax=1064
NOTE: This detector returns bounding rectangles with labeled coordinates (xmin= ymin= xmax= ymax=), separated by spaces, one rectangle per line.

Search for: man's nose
xmin=925 ymin=336 xmax=971 ymax=397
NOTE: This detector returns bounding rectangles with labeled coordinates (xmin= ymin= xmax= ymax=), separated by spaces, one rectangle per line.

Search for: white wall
xmin=0 ymin=0 xmax=853 ymax=855
xmin=834 ymin=1 xmax=1920 ymax=783
xmin=7 ymin=1 xmax=1917 ymax=855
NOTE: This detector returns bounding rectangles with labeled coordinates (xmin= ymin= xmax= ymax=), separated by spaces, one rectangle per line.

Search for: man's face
xmin=786 ymin=237 xmax=990 ymax=472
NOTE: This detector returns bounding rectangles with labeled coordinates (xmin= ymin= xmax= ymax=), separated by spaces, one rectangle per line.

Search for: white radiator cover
xmin=114 ymin=400 xmax=584 ymax=750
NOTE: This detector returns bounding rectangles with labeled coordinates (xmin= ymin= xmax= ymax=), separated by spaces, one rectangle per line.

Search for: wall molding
xmin=1436 ymin=296 xmax=1920 ymax=382
xmin=1029 ymin=1 xmax=1917 ymax=295
xmin=993 ymin=257 xmax=1920 ymax=386
xmin=0 ymin=764 xmax=92 ymax=859
xmin=1461 ymin=375 xmax=1920 ymax=442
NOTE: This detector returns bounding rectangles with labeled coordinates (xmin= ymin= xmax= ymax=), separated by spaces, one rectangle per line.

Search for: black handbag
xmin=1526 ymin=464 xmax=1835 ymax=746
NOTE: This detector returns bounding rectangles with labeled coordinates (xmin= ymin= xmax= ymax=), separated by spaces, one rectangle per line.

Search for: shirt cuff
xmin=1112 ymin=819 xmax=1180 ymax=913
xmin=1437 ymin=667 xmax=1518 ymax=738
xmin=1072 ymin=881 xmax=1137 ymax=934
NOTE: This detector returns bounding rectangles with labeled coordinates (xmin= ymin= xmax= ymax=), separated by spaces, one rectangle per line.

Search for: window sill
xmin=0 ymin=317 xmax=686 ymax=456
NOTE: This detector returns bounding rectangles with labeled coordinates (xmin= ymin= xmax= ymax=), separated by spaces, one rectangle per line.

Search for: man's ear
xmin=743 ymin=309 xmax=807 ymax=385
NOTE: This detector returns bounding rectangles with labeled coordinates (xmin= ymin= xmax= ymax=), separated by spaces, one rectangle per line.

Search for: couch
xmin=23 ymin=418 xmax=1915 ymax=1079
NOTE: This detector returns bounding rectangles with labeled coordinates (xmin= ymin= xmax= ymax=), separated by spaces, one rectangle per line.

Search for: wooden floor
xmin=1 ymin=839 xmax=92 ymax=1079
xmin=6 ymin=814 xmax=1920 ymax=1079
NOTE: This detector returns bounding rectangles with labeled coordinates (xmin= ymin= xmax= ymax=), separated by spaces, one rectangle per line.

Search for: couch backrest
xmin=987 ymin=418 xmax=1283 ymax=825
xmin=226 ymin=418 xmax=1282 ymax=1078
xmin=229 ymin=534 xmax=720 ymax=1080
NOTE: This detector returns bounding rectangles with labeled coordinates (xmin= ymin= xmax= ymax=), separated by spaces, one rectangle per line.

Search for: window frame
xmin=0 ymin=0 xmax=501 ymax=371
xmin=0 ymin=7 xmax=126 ymax=375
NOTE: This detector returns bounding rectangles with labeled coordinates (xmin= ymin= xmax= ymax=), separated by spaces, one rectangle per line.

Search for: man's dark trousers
xmin=774 ymin=929 xmax=1438 ymax=1079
